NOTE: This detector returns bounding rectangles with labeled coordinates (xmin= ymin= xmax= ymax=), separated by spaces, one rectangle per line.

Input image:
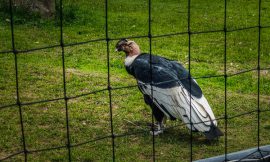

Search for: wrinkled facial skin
xmin=115 ymin=39 xmax=127 ymax=52
xmin=115 ymin=39 xmax=129 ymax=52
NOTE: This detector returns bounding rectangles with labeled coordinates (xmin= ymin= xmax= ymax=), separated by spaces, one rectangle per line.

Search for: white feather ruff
xmin=125 ymin=55 xmax=139 ymax=67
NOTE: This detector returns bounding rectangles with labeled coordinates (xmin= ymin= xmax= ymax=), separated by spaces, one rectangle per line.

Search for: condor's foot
xmin=150 ymin=122 xmax=165 ymax=136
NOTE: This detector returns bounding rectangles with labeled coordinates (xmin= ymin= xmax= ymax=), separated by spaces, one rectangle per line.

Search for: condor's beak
xmin=115 ymin=46 xmax=123 ymax=52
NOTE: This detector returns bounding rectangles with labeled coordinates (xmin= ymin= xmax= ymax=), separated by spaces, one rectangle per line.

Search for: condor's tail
xmin=204 ymin=125 xmax=224 ymax=140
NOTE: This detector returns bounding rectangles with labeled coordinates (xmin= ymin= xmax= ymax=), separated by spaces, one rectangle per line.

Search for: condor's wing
xmin=132 ymin=55 xmax=217 ymax=132
xmin=138 ymin=81 xmax=217 ymax=132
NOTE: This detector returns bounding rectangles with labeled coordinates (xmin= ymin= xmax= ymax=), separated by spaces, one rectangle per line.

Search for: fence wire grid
xmin=1 ymin=0 xmax=270 ymax=161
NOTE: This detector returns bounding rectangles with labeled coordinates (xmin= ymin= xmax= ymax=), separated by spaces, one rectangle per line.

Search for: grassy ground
xmin=0 ymin=0 xmax=270 ymax=161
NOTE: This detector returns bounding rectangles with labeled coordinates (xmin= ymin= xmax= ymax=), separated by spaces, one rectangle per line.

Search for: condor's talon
xmin=150 ymin=122 xmax=165 ymax=136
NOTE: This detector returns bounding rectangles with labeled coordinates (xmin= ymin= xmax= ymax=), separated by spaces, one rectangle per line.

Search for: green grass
xmin=0 ymin=0 xmax=270 ymax=161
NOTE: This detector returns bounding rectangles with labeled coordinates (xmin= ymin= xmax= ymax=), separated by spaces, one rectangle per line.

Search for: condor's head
xmin=115 ymin=39 xmax=141 ymax=57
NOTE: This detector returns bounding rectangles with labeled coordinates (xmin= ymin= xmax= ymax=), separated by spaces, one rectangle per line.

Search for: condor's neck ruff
xmin=125 ymin=54 xmax=139 ymax=67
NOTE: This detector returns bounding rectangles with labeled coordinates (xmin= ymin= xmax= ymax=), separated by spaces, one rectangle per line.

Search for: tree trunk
xmin=13 ymin=0 xmax=55 ymax=17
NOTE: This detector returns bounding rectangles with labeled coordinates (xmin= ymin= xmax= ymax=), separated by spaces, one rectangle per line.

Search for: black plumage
xmin=125 ymin=53 xmax=202 ymax=97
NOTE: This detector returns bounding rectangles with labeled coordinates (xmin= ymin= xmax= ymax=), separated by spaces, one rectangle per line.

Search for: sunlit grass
xmin=0 ymin=0 xmax=270 ymax=161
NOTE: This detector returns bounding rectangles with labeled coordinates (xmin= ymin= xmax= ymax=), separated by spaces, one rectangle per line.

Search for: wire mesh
xmin=0 ymin=0 xmax=270 ymax=161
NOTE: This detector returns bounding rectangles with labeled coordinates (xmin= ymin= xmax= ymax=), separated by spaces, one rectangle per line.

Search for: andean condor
xmin=115 ymin=39 xmax=223 ymax=140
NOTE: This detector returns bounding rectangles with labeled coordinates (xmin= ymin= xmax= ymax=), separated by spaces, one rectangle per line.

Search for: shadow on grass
xmin=122 ymin=120 xmax=220 ymax=146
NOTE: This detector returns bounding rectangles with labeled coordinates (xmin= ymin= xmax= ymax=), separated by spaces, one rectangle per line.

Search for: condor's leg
xmin=143 ymin=95 xmax=164 ymax=135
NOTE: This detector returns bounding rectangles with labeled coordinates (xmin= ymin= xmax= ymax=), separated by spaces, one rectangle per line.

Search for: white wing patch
xmin=138 ymin=80 xmax=217 ymax=132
